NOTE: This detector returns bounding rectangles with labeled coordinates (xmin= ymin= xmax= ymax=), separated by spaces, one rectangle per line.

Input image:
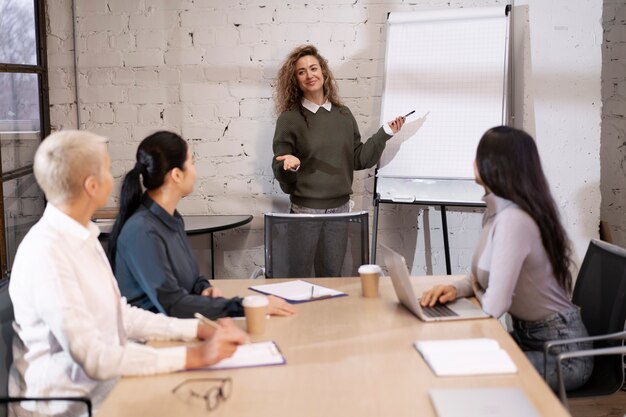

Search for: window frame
xmin=0 ymin=0 xmax=50 ymax=278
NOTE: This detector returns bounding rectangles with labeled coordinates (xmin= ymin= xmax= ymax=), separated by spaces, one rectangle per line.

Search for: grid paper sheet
xmin=379 ymin=7 xmax=509 ymax=180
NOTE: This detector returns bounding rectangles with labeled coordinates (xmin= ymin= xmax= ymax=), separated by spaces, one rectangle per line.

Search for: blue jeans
xmin=511 ymin=308 xmax=593 ymax=391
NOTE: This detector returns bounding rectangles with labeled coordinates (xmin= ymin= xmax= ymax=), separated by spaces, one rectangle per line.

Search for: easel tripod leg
xmin=441 ymin=205 xmax=452 ymax=275
xmin=372 ymin=197 xmax=380 ymax=264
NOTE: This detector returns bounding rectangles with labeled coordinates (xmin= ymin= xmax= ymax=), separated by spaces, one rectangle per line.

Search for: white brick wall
xmin=602 ymin=0 xmax=626 ymax=248
xmin=44 ymin=0 xmax=608 ymax=279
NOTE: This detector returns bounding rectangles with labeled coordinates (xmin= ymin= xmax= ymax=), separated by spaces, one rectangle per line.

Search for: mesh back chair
xmin=543 ymin=239 xmax=626 ymax=406
xmin=264 ymin=211 xmax=369 ymax=278
xmin=0 ymin=279 xmax=92 ymax=417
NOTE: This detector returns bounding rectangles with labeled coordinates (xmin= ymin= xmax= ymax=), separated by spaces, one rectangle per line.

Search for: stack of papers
xmin=249 ymin=280 xmax=347 ymax=303
xmin=206 ymin=341 xmax=286 ymax=370
xmin=415 ymin=338 xmax=517 ymax=376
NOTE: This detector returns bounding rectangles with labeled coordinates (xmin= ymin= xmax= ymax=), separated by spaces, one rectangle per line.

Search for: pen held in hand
xmin=194 ymin=312 xmax=220 ymax=329
xmin=404 ymin=110 xmax=416 ymax=118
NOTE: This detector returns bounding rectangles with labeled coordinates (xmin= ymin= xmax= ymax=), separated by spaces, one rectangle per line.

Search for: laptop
xmin=381 ymin=244 xmax=489 ymax=322
xmin=429 ymin=387 xmax=540 ymax=417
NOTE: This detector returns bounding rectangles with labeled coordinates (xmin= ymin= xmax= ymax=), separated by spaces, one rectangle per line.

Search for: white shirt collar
xmin=302 ymin=98 xmax=332 ymax=114
xmin=43 ymin=203 xmax=100 ymax=242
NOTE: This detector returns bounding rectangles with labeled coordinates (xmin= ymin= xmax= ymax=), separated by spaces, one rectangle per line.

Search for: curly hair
xmin=274 ymin=44 xmax=343 ymax=115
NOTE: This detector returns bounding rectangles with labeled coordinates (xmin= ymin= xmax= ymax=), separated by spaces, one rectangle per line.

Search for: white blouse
xmin=9 ymin=204 xmax=198 ymax=416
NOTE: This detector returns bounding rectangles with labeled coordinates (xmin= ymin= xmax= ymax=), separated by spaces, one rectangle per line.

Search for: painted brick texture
xmin=602 ymin=0 xmax=626 ymax=248
xmin=44 ymin=0 xmax=607 ymax=279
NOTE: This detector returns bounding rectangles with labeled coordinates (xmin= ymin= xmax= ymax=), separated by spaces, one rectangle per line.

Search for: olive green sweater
xmin=272 ymin=105 xmax=391 ymax=209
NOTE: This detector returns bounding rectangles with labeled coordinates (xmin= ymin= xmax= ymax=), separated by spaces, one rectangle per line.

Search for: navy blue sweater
xmin=114 ymin=194 xmax=244 ymax=319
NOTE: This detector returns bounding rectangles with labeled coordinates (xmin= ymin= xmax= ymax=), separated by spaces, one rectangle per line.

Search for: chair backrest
xmin=0 ymin=279 xmax=13 ymax=416
xmin=570 ymin=239 xmax=626 ymax=397
xmin=0 ymin=280 xmax=92 ymax=416
xmin=573 ymin=239 xmax=626 ymax=337
xmin=264 ymin=211 xmax=369 ymax=278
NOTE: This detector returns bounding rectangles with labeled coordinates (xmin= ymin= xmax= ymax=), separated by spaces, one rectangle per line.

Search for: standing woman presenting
xmin=272 ymin=44 xmax=406 ymax=277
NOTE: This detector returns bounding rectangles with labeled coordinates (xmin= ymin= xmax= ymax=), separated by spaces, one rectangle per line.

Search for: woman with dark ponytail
xmin=109 ymin=131 xmax=295 ymax=319
xmin=420 ymin=126 xmax=593 ymax=392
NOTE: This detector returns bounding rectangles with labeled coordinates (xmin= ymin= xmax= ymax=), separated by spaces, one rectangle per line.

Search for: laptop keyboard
xmin=421 ymin=303 xmax=459 ymax=318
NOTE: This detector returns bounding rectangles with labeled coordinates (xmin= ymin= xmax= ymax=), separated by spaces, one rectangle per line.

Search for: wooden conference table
xmin=96 ymin=214 xmax=252 ymax=279
xmin=96 ymin=276 xmax=570 ymax=417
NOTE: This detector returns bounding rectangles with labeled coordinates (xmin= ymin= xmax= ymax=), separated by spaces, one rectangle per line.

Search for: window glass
xmin=0 ymin=72 xmax=41 ymax=174
xmin=0 ymin=0 xmax=37 ymax=66
xmin=0 ymin=72 xmax=41 ymax=124
xmin=0 ymin=72 xmax=42 ymax=274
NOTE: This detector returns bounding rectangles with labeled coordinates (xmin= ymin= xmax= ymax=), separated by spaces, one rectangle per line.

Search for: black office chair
xmin=0 ymin=279 xmax=92 ymax=417
xmin=543 ymin=239 xmax=626 ymax=406
xmin=264 ymin=211 xmax=369 ymax=278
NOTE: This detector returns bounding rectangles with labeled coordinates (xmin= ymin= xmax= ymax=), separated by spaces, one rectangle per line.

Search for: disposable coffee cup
xmin=242 ymin=295 xmax=269 ymax=335
xmin=358 ymin=264 xmax=382 ymax=298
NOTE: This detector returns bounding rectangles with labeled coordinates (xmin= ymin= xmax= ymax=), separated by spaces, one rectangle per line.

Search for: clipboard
xmin=249 ymin=280 xmax=348 ymax=304
xmin=202 ymin=341 xmax=286 ymax=370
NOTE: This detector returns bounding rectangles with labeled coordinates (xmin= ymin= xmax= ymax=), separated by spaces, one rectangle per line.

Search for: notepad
xmin=430 ymin=387 xmax=540 ymax=417
xmin=205 ymin=341 xmax=286 ymax=370
xmin=415 ymin=338 xmax=517 ymax=376
xmin=249 ymin=280 xmax=347 ymax=303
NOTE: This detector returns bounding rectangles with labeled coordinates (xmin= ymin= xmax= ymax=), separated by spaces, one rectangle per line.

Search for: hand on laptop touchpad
xmin=420 ymin=301 xmax=459 ymax=318
xmin=417 ymin=298 xmax=446 ymax=309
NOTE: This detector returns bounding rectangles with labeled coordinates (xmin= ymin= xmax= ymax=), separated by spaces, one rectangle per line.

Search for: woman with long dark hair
xmin=108 ymin=131 xmax=295 ymax=319
xmin=272 ymin=44 xmax=406 ymax=276
xmin=421 ymin=126 xmax=593 ymax=391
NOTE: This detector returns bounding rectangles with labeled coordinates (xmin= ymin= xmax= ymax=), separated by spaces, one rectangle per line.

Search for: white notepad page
xmin=379 ymin=7 xmax=509 ymax=180
xmin=249 ymin=280 xmax=345 ymax=302
xmin=415 ymin=338 xmax=517 ymax=376
xmin=206 ymin=341 xmax=285 ymax=370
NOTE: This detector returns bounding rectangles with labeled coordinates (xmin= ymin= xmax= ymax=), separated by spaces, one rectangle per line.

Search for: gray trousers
xmin=287 ymin=202 xmax=350 ymax=278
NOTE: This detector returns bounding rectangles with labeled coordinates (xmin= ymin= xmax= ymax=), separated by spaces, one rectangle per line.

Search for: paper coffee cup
xmin=358 ymin=264 xmax=382 ymax=298
xmin=243 ymin=295 xmax=269 ymax=334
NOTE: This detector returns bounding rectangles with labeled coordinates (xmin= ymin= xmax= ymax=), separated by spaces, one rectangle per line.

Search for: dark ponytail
xmin=107 ymin=131 xmax=188 ymax=269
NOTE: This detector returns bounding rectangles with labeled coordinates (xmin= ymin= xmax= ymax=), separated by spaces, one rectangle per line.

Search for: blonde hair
xmin=274 ymin=44 xmax=342 ymax=115
xmin=34 ymin=130 xmax=107 ymax=204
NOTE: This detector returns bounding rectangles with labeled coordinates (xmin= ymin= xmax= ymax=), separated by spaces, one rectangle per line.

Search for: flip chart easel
xmin=372 ymin=5 xmax=512 ymax=273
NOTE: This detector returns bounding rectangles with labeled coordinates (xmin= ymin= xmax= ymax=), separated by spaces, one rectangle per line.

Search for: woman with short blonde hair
xmin=33 ymin=130 xmax=107 ymax=204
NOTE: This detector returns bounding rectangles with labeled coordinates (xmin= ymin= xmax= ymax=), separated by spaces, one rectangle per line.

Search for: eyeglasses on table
xmin=171 ymin=377 xmax=232 ymax=411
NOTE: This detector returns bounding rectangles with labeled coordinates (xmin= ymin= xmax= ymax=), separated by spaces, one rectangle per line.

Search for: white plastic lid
xmin=358 ymin=264 xmax=382 ymax=274
xmin=243 ymin=295 xmax=269 ymax=307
